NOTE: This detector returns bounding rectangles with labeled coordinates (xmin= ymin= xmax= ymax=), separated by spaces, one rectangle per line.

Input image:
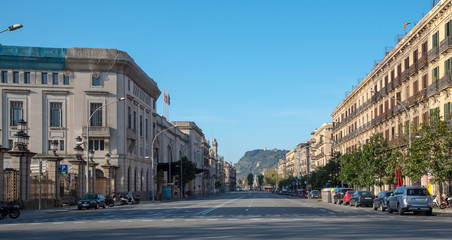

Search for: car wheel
xmin=95 ymin=203 xmax=99 ymax=209
xmin=379 ymin=202 xmax=385 ymax=212
xmin=397 ymin=203 xmax=404 ymax=215
xmin=78 ymin=206 xmax=82 ymax=210
xmin=103 ymin=203 xmax=106 ymax=209
xmin=426 ymin=208 xmax=433 ymax=216
xmin=356 ymin=202 xmax=359 ymax=207
xmin=373 ymin=203 xmax=377 ymax=210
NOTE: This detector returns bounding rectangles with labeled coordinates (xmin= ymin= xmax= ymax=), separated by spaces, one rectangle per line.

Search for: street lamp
xmin=149 ymin=124 xmax=178 ymax=201
xmin=85 ymin=97 xmax=125 ymax=194
xmin=50 ymin=140 xmax=59 ymax=156
xmin=0 ymin=24 xmax=23 ymax=34
xmin=13 ymin=119 xmax=30 ymax=151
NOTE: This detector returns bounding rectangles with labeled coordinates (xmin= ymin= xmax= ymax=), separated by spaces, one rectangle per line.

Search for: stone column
xmin=69 ymin=157 xmax=86 ymax=199
xmin=46 ymin=156 xmax=64 ymax=206
xmin=101 ymin=163 xmax=119 ymax=198
xmin=0 ymin=147 xmax=9 ymax=202
xmin=7 ymin=150 xmax=36 ymax=202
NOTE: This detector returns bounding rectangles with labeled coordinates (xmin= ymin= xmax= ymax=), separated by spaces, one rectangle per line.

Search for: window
xmin=445 ymin=58 xmax=452 ymax=77
xmin=41 ymin=72 xmax=47 ymax=84
xmin=128 ymin=107 xmax=132 ymax=129
xmin=391 ymin=70 xmax=394 ymax=82
xmin=59 ymin=140 xmax=64 ymax=151
xmin=391 ymin=127 xmax=395 ymax=140
xmin=13 ymin=72 xmax=19 ymax=83
xmin=50 ymin=102 xmax=62 ymax=127
xmin=433 ymin=31 xmax=439 ymax=48
xmin=128 ymin=79 xmax=130 ymax=91
xmin=432 ymin=66 xmax=439 ymax=83
xmin=52 ymin=73 xmax=58 ymax=85
xmin=89 ymin=139 xmax=104 ymax=151
xmin=92 ymin=75 xmax=100 ymax=86
xmin=1 ymin=71 xmax=7 ymax=83
xmin=90 ymin=103 xmax=102 ymax=126
xmin=146 ymin=118 xmax=149 ymax=139
xmin=404 ymin=57 xmax=409 ymax=70
xmin=140 ymin=115 xmax=143 ymax=137
xmin=10 ymin=101 xmax=23 ymax=126
xmin=422 ymin=41 xmax=428 ymax=55
xmin=413 ymin=80 xmax=419 ymax=94
xmin=445 ymin=102 xmax=452 ymax=121
xmin=24 ymin=72 xmax=30 ymax=84
xmin=133 ymin=111 xmax=136 ymax=130
xmin=422 ymin=74 xmax=428 ymax=89
xmin=63 ymin=75 xmax=69 ymax=85
xmin=446 ymin=20 xmax=452 ymax=37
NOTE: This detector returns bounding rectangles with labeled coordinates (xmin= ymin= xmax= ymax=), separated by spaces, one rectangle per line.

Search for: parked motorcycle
xmin=120 ymin=192 xmax=141 ymax=205
xmin=0 ymin=205 xmax=20 ymax=220
xmin=440 ymin=195 xmax=452 ymax=209
xmin=433 ymin=195 xmax=440 ymax=208
xmin=105 ymin=196 xmax=114 ymax=208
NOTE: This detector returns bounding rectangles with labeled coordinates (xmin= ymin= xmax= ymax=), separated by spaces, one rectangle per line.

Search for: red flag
xmin=403 ymin=23 xmax=410 ymax=31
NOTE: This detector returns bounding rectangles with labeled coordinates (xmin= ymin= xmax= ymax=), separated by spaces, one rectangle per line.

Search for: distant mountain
xmin=234 ymin=149 xmax=289 ymax=181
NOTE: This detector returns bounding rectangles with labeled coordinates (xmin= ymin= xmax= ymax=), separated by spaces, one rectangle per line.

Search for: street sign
xmin=59 ymin=164 xmax=68 ymax=174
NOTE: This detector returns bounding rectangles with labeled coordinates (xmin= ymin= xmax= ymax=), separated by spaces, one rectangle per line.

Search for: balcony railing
xmin=426 ymin=82 xmax=438 ymax=97
xmin=393 ymin=76 xmax=401 ymax=88
xmin=440 ymin=36 xmax=452 ymax=54
xmin=401 ymin=70 xmax=410 ymax=82
xmin=418 ymin=54 xmax=428 ymax=70
xmin=406 ymin=94 xmax=417 ymax=108
xmin=409 ymin=62 xmax=418 ymax=76
xmin=127 ymin=128 xmax=137 ymax=140
xmin=82 ymin=126 xmax=111 ymax=137
xmin=387 ymin=81 xmax=393 ymax=92
xmin=438 ymin=74 xmax=452 ymax=91
xmin=428 ymin=47 xmax=440 ymax=62
xmin=393 ymin=104 xmax=404 ymax=115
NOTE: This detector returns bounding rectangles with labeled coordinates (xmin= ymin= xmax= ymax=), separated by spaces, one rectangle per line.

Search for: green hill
xmin=234 ymin=149 xmax=289 ymax=181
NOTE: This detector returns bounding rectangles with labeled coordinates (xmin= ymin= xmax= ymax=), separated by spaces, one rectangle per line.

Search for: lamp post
xmin=0 ymin=24 xmax=23 ymax=34
xmin=85 ymin=97 xmax=124 ymax=194
xmin=149 ymin=124 xmax=178 ymax=201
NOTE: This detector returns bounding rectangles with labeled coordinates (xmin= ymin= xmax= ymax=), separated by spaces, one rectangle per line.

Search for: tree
xmin=405 ymin=109 xmax=452 ymax=196
xmin=247 ymin=173 xmax=254 ymax=189
xmin=175 ymin=157 xmax=197 ymax=192
xmin=258 ymin=174 xmax=264 ymax=190
xmin=264 ymin=169 xmax=277 ymax=188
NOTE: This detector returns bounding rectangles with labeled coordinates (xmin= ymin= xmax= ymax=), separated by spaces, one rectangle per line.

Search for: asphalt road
xmin=1 ymin=191 xmax=451 ymax=239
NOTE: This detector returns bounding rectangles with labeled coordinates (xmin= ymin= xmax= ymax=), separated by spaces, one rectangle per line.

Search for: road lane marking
xmin=228 ymin=219 xmax=240 ymax=221
xmin=120 ymin=220 xmax=132 ymax=223
xmin=52 ymin=222 xmax=64 ymax=225
xmin=142 ymin=219 xmax=153 ymax=222
xmin=185 ymin=219 xmax=197 ymax=222
xmin=163 ymin=219 xmax=175 ymax=222
xmin=73 ymin=222 xmax=85 ymax=224
xmin=206 ymin=219 xmax=218 ymax=221
xmin=250 ymin=218 xmax=261 ymax=221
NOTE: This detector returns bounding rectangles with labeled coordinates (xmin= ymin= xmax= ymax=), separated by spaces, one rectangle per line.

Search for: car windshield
xmin=384 ymin=192 xmax=393 ymax=197
xmin=360 ymin=191 xmax=372 ymax=196
xmin=347 ymin=191 xmax=355 ymax=195
xmin=82 ymin=194 xmax=97 ymax=199
xmin=407 ymin=189 xmax=430 ymax=196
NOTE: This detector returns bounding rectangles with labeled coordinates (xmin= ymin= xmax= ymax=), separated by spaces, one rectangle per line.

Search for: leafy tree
xmin=247 ymin=173 xmax=254 ymax=189
xmin=405 ymin=109 xmax=452 ymax=196
xmin=264 ymin=169 xmax=278 ymax=188
xmin=175 ymin=157 xmax=197 ymax=189
xmin=257 ymin=174 xmax=264 ymax=190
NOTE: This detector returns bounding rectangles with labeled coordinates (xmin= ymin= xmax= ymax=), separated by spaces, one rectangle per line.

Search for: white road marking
xmin=142 ymin=219 xmax=153 ymax=222
xmin=120 ymin=220 xmax=132 ymax=223
xmin=163 ymin=219 xmax=175 ymax=222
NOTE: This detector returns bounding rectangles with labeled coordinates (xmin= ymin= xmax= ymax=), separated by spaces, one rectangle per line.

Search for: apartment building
xmin=310 ymin=123 xmax=333 ymax=168
xmin=331 ymin=1 xmax=452 ymax=190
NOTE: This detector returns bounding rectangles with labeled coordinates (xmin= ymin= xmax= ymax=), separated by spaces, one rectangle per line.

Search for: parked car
xmin=373 ymin=191 xmax=393 ymax=212
xmin=349 ymin=191 xmax=375 ymax=207
xmin=78 ymin=193 xmax=106 ymax=210
xmin=334 ymin=188 xmax=354 ymax=204
xmin=387 ymin=186 xmax=433 ymax=215
xmin=310 ymin=190 xmax=320 ymax=199
xmin=342 ymin=191 xmax=355 ymax=205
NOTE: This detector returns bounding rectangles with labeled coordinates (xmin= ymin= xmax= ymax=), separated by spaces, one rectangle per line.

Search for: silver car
xmin=387 ymin=186 xmax=433 ymax=215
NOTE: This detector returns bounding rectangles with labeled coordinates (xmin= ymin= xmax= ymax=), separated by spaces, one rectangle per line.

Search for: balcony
xmin=418 ymin=55 xmax=428 ymax=70
xmin=393 ymin=104 xmax=404 ymax=115
xmin=401 ymin=70 xmax=410 ymax=82
xmin=438 ymin=74 xmax=452 ymax=91
xmin=393 ymin=76 xmax=401 ymax=88
xmin=426 ymin=82 xmax=438 ymax=97
xmin=82 ymin=126 xmax=111 ymax=138
xmin=127 ymin=128 xmax=137 ymax=140
xmin=406 ymin=95 xmax=417 ymax=108
xmin=440 ymin=36 xmax=452 ymax=54
xmin=387 ymin=82 xmax=393 ymax=92
xmin=409 ymin=62 xmax=418 ymax=76
xmin=417 ymin=89 xmax=427 ymax=102
xmin=428 ymin=47 xmax=439 ymax=62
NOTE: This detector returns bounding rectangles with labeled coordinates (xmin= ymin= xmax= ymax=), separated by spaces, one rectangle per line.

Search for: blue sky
xmin=1 ymin=0 xmax=435 ymax=164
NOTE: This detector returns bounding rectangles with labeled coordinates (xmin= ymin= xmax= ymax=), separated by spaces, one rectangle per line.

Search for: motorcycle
xmin=433 ymin=195 xmax=440 ymax=208
xmin=120 ymin=192 xmax=141 ymax=205
xmin=105 ymin=196 xmax=115 ymax=208
xmin=0 ymin=205 xmax=20 ymax=220
xmin=440 ymin=195 xmax=452 ymax=209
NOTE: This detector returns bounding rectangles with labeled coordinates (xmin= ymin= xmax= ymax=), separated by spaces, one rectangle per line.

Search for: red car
xmin=342 ymin=190 xmax=355 ymax=205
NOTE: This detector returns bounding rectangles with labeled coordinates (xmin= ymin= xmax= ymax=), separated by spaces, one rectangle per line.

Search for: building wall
xmin=331 ymin=1 xmax=452 ymax=192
